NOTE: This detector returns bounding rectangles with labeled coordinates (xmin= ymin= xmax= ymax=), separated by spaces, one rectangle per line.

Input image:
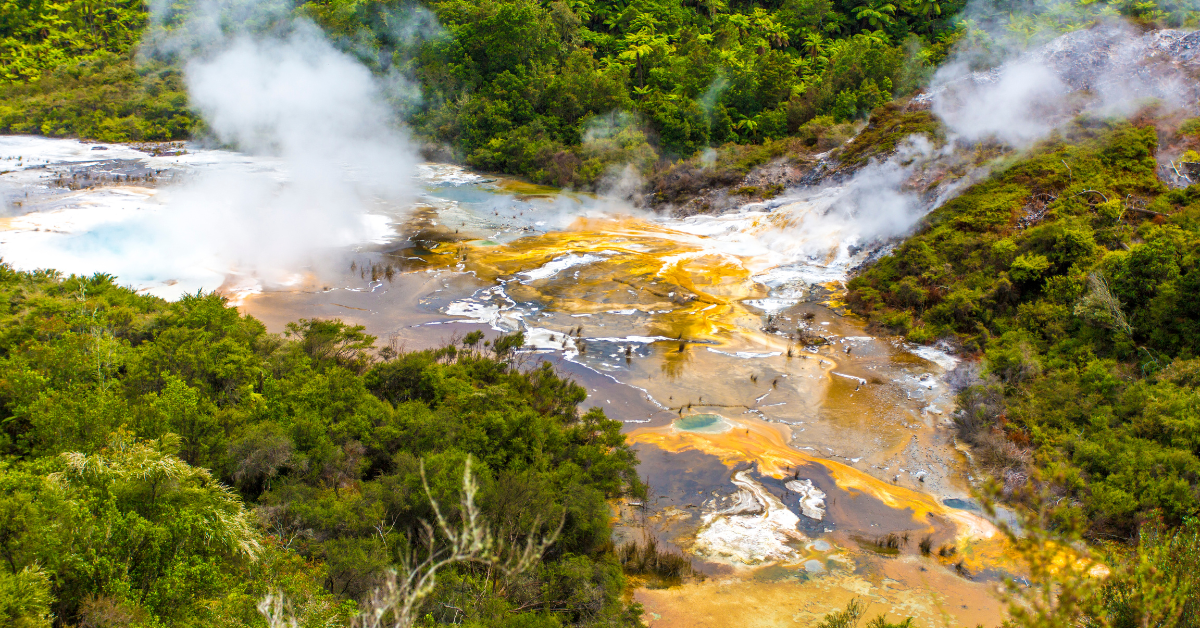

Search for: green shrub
xmin=0 ymin=268 xmax=643 ymax=626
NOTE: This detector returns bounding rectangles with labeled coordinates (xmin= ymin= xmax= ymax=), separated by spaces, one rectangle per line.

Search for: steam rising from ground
xmin=803 ymin=15 xmax=1200 ymax=262
xmin=750 ymin=135 xmax=953 ymax=284
xmin=928 ymin=19 xmax=1200 ymax=145
xmin=57 ymin=0 xmax=420 ymax=293
xmin=816 ymin=136 xmax=946 ymax=243
xmin=930 ymin=57 xmax=1069 ymax=146
xmin=163 ymin=24 xmax=418 ymax=286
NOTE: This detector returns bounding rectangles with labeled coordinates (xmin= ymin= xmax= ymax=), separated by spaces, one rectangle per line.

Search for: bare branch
xmin=262 ymin=456 xmax=563 ymax=628
xmin=1075 ymin=189 xmax=1109 ymax=202
xmin=257 ymin=593 xmax=298 ymax=628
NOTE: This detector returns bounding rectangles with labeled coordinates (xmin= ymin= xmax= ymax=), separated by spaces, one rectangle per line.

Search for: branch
xmin=265 ymin=456 xmax=563 ymax=628
xmin=1124 ymin=206 xmax=1166 ymax=218
xmin=1075 ymin=189 xmax=1109 ymax=203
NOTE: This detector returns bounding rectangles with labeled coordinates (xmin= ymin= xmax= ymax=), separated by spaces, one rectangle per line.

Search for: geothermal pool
xmin=0 ymin=135 xmax=1011 ymax=625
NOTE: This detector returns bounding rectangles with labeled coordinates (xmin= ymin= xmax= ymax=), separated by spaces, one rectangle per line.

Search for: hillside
xmin=1 ymin=0 xmax=1176 ymax=185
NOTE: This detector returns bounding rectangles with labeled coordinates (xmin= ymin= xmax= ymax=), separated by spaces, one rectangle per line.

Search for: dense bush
xmin=848 ymin=116 xmax=1200 ymax=537
xmin=0 ymin=52 xmax=194 ymax=141
xmin=4 ymin=0 xmax=1196 ymax=185
xmin=333 ymin=0 xmax=963 ymax=185
xmin=2 ymin=0 xmax=965 ymax=182
xmin=0 ymin=267 xmax=643 ymax=627
xmin=0 ymin=0 xmax=193 ymax=141
xmin=0 ymin=0 xmax=146 ymax=83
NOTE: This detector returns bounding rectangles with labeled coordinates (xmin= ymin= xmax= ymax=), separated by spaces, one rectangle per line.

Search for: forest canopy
xmin=0 ymin=268 xmax=643 ymax=627
xmin=3 ymin=0 xmax=1196 ymax=186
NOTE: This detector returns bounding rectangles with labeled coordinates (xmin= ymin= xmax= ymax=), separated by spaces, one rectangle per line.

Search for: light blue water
xmin=673 ymin=413 xmax=731 ymax=434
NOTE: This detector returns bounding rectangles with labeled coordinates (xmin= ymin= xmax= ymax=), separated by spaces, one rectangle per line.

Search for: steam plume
xmin=802 ymin=7 xmax=1200 ymax=265
xmin=927 ymin=8 xmax=1200 ymax=146
xmin=125 ymin=0 xmax=419 ymax=293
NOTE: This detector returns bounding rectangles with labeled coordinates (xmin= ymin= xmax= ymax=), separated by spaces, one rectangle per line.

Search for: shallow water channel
xmin=0 ymin=136 xmax=1012 ymax=626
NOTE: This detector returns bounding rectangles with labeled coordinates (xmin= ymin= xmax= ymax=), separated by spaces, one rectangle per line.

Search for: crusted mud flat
xmin=634 ymin=564 xmax=1006 ymax=628
xmin=622 ymin=413 xmax=1015 ymax=627
xmin=364 ymin=172 xmax=1020 ymax=625
xmin=0 ymin=134 xmax=1016 ymax=626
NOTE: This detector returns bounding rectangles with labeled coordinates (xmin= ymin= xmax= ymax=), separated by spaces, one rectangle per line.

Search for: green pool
xmin=673 ymin=413 xmax=731 ymax=434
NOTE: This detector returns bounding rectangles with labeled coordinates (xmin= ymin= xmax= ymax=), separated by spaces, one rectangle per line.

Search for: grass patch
xmin=618 ymin=535 xmax=696 ymax=583
xmin=833 ymin=102 xmax=943 ymax=169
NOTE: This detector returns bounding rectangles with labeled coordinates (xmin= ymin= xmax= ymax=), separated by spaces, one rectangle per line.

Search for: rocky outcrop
xmin=916 ymin=27 xmax=1200 ymax=118
xmin=1039 ymin=27 xmax=1200 ymax=96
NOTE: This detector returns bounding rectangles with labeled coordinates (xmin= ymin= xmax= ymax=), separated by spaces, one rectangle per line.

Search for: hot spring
xmin=0 ymin=134 xmax=1012 ymax=625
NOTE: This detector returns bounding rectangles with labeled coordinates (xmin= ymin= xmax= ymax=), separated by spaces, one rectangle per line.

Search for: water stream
xmin=0 ymin=136 xmax=1013 ymax=626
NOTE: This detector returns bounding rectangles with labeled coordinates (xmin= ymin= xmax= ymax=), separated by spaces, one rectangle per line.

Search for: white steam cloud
xmin=777 ymin=135 xmax=952 ymax=264
xmin=790 ymin=10 xmax=1200 ymax=268
xmin=54 ymin=0 xmax=423 ymax=295
xmin=926 ymin=18 xmax=1200 ymax=146
xmin=930 ymin=57 xmax=1069 ymax=146
xmin=821 ymin=136 xmax=945 ymax=243
xmin=159 ymin=23 xmax=418 ymax=286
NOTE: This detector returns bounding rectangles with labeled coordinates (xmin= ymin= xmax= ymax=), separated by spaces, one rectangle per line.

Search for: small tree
xmin=52 ymin=430 xmax=261 ymax=558
xmin=285 ymin=319 xmax=377 ymax=373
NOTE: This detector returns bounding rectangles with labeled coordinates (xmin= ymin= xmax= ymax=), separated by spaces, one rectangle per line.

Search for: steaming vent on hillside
xmin=923 ymin=26 xmax=1200 ymax=146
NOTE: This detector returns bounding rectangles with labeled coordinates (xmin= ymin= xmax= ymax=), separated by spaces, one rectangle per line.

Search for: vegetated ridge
xmin=846 ymin=111 xmax=1200 ymax=622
